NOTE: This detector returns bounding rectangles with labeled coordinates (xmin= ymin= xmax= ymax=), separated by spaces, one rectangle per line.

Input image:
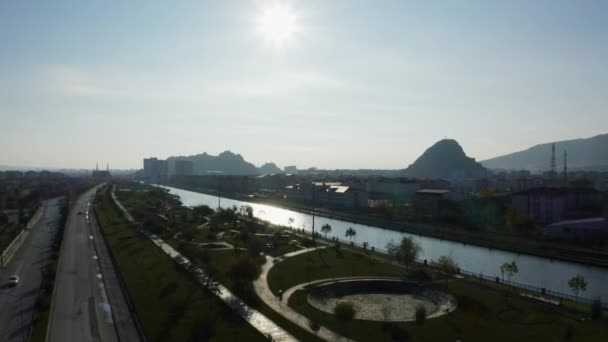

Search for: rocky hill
xmin=404 ymin=139 xmax=486 ymax=179
xmin=258 ymin=162 xmax=282 ymax=174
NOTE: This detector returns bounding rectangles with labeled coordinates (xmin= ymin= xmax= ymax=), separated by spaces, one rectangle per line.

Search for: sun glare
xmin=255 ymin=2 xmax=300 ymax=48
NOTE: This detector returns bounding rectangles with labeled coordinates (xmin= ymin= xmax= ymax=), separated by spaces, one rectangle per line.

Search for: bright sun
xmin=255 ymin=2 xmax=300 ymax=48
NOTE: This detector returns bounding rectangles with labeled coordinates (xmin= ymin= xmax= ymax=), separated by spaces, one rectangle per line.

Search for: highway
xmin=0 ymin=198 xmax=62 ymax=342
xmin=48 ymin=187 xmax=141 ymax=342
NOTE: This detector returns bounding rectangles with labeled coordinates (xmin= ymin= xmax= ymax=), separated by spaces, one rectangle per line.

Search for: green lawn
xmin=96 ymin=189 xmax=266 ymax=342
xmin=267 ymin=247 xmax=405 ymax=295
xmin=288 ymin=280 xmax=608 ymax=342
xmin=110 ymin=182 xmax=608 ymax=342
xmin=266 ymin=245 xmax=608 ymax=341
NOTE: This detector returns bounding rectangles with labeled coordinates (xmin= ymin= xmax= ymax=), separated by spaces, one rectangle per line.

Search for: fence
xmin=287 ymin=227 xmax=606 ymax=308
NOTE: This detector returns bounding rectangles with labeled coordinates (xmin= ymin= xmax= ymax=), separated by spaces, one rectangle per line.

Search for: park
xmin=96 ymin=181 xmax=607 ymax=341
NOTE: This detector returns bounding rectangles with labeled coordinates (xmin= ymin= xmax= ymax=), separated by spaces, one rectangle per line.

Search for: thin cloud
xmin=42 ymin=64 xmax=350 ymax=103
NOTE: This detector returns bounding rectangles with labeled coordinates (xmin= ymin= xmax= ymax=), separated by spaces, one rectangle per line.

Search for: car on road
xmin=8 ymin=275 xmax=19 ymax=287
xmin=78 ymin=211 xmax=83 ymax=215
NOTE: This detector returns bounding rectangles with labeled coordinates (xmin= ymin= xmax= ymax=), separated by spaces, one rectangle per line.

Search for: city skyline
xmin=1 ymin=0 xmax=607 ymax=170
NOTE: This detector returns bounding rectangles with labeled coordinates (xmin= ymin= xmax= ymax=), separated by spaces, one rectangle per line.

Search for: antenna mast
xmin=550 ymin=143 xmax=556 ymax=183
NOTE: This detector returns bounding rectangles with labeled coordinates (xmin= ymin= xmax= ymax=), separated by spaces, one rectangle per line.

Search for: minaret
xmin=107 ymin=163 xmax=109 ymax=172
xmin=563 ymin=150 xmax=568 ymax=185
xmin=96 ymin=162 xmax=99 ymax=171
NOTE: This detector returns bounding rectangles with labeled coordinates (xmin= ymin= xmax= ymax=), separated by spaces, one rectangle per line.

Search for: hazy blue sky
xmin=1 ymin=0 xmax=606 ymax=170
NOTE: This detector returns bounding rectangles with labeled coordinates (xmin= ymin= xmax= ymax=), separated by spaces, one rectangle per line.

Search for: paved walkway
xmin=253 ymin=246 xmax=353 ymax=342
xmin=198 ymin=241 xmax=234 ymax=250
xmin=112 ymin=187 xmax=297 ymax=342
xmin=282 ymin=277 xmax=456 ymax=322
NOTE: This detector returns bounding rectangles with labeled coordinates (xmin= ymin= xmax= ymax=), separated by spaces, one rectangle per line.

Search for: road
xmin=48 ymin=187 xmax=141 ymax=342
xmin=0 ymin=198 xmax=62 ymax=342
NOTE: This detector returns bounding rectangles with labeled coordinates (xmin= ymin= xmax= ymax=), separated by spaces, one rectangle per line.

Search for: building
xmin=284 ymin=166 xmax=297 ymax=174
xmin=511 ymin=187 xmax=601 ymax=224
xmin=365 ymin=179 xmax=420 ymax=199
xmin=544 ymin=217 xmax=608 ymax=239
xmin=174 ymin=160 xmax=194 ymax=176
xmin=143 ymin=157 xmax=169 ymax=184
xmin=414 ymin=189 xmax=452 ymax=218
xmin=92 ymin=163 xmax=111 ymax=182
xmin=284 ymin=181 xmax=368 ymax=209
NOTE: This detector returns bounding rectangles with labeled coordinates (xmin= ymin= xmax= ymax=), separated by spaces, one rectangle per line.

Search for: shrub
xmin=388 ymin=325 xmax=409 ymax=341
xmin=590 ymin=299 xmax=603 ymax=321
xmin=415 ymin=304 xmax=427 ymax=325
xmin=334 ymin=301 xmax=356 ymax=320
xmin=404 ymin=269 xmax=432 ymax=281
xmin=564 ymin=325 xmax=574 ymax=340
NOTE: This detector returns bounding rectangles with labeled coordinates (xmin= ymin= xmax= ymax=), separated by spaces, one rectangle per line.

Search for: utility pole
xmin=563 ymin=150 xmax=568 ymax=185
xmin=550 ymin=143 xmax=556 ymax=185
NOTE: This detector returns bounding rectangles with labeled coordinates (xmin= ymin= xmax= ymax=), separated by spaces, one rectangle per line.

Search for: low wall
xmin=309 ymin=279 xmax=419 ymax=298
xmin=1 ymin=205 xmax=43 ymax=267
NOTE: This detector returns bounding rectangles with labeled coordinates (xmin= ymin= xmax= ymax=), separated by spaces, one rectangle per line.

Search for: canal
xmin=160 ymin=185 xmax=607 ymax=302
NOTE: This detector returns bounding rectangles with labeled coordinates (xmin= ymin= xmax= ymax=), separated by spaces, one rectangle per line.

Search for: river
xmin=160 ymin=185 xmax=607 ymax=302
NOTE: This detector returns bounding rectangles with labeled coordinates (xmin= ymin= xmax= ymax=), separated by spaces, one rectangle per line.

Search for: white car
xmin=8 ymin=275 xmax=19 ymax=287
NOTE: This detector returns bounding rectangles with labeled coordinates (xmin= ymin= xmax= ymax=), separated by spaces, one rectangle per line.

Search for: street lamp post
xmin=311 ymin=182 xmax=316 ymax=242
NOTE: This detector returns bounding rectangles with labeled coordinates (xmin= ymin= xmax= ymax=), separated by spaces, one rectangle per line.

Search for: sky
xmin=1 ymin=0 xmax=607 ymax=170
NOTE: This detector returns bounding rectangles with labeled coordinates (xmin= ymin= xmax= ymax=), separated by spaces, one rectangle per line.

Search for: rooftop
xmin=547 ymin=217 xmax=606 ymax=227
xmin=416 ymin=189 xmax=451 ymax=195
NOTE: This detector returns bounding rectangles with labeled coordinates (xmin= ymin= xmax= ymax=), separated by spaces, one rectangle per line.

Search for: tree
xmin=287 ymin=217 xmax=295 ymax=229
xmin=247 ymin=238 xmax=265 ymax=257
xmin=321 ymin=224 xmax=332 ymax=238
xmin=436 ymin=255 xmax=458 ymax=289
xmin=568 ymin=274 xmax=587 ymax=303
xmin=193 ymin=205 xmax=214 ymax=222
xmin=188 ymin=315 xmax=216 ymax=342
xmin=229 ymin=257 xmax=262 ymax=301
xmin=345 ymin=227 xmax=356 ymax=242
xmin=239 ymin=205 xmax=254 ymax=220
xmin=415 ymin=304 xmax=427 ymax=325
xmin=387 ymin=236 xmax=422 ymax=270
xmin=499 ymin=261 xmax=518 ymax=282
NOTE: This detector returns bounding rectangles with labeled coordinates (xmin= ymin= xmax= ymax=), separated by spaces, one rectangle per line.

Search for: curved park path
xmin=254 ymin=247 xmax=356 ymax=342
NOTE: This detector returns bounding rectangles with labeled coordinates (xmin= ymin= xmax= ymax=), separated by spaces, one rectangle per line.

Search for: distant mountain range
xmin=168 ymin=151 xmax=284 ymax=175
xmin=165 ymin=133 xmax=607 ymax=178
xmin=402 ymin=139 xmax=487 ymax=179
xmin=481 ymin=134 xmax=608 ymax=172
xmin=168 ymin=151 xmax=261 ymax=175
